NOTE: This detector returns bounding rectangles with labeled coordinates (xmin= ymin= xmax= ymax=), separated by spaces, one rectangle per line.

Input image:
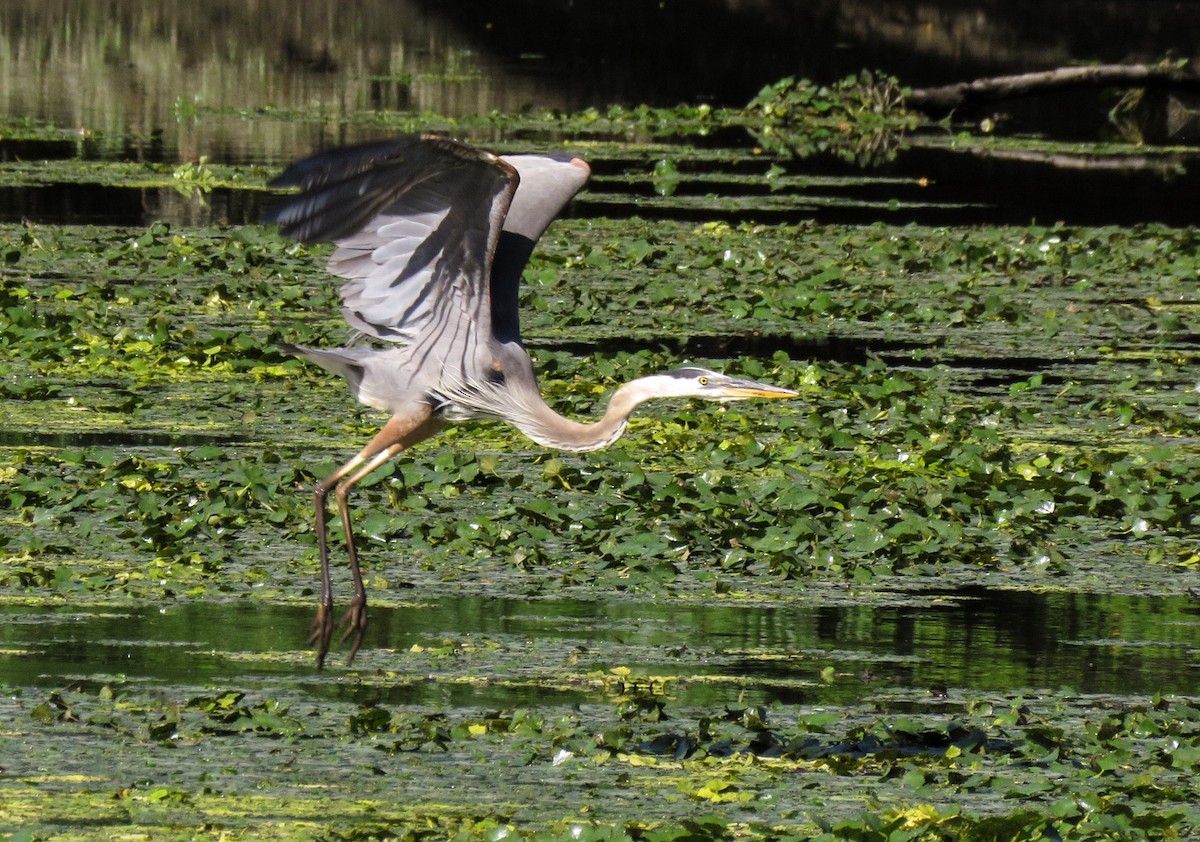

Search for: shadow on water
xmin=9 ymin=152 xmax=1200 ymax=229
xmin=0 ymin=429 xmax=250 ymax=448
xmin=0 ymin=184 xmax=268 ymax=228
xmin=7 ymin=146 xmax=1200 ymax=231
xmin=534 ymin=333 xmax=925 ymax=365
xmin=0 ymin=138 xmax=80 ymax=162
xmin=2 ymin=590 xmax=1197 ymax=708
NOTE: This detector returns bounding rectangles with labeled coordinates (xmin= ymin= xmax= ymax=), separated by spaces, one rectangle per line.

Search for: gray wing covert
xmin=263 ymin=134 xmax=519 ymax=345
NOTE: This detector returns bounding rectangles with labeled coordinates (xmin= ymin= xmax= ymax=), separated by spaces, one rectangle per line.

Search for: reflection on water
xmin=3 ymin=0 xmax=1200 ymax=163
xmin=0 ymin=0 xmax=577 ymax=164
xmin=0 ymin=429 xmax=249 ymax=448
xmin=0 ymin=182 xmax=271 ymax=227
xmin=2 ymin=591 xmax=1197 ymax=708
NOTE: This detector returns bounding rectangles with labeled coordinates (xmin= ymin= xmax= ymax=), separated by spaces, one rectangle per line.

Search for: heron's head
xmin=635 ymin=367 xmax=798 ymax=403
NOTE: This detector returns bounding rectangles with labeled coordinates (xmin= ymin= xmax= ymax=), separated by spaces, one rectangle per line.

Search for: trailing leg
xmin=309 ymin=408 xmax=444 ymax=668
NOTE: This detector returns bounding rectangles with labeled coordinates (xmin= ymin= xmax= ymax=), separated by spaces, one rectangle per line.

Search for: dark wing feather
xmin=261 ymin=134 xmax=518 ymax=345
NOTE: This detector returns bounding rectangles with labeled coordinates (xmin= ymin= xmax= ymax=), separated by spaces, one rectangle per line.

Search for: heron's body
xmin=262 ymin=134 xmax=796 ymax=667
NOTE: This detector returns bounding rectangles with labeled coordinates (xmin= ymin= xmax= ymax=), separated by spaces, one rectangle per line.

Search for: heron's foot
xmin=339 ymin=596 xmax=368 ymax=665
xmin=308 ymin=601 xmax=335 ymax=670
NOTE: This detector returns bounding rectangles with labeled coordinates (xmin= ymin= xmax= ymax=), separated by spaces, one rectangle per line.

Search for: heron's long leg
xmin=311 ymin=409 xmax=444 ymax=668
xmin=311 ymin=454 xmax=369 ymax=664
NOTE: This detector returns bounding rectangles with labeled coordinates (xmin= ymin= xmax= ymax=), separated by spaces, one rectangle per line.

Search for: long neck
xmin=513 ymin=380 xmax=651 ymax=453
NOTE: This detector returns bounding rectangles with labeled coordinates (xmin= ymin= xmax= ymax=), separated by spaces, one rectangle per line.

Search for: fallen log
xmin=907 ymin=64 xmax=1200 ymax=113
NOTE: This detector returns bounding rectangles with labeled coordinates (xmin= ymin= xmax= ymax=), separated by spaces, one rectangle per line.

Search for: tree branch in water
xmin=907 ymin=63 xmax=1200 ymax=113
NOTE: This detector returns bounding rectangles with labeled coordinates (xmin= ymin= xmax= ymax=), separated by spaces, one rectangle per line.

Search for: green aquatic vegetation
xmin=3 ymin=61 xmax=1200 ymax=842
xmin=2 ymin=217 xmax=1198 ymax=603
xmin=184 ymin=72 xmax=929 ymax=169
xmin=0 ymin=115 xmax=91 ymax=144
xmin=525 ymin=219 xmax=1200 ymax=350
xmin=0 ymin=156 xmax=274 ymax=190
xmin=4 ymin=678 xmax=1198 ymax=840
xmin=199 ymin=100 xmax=734 ymax=149
xmin=192 ymin=72 xmax=926 ymax=165
xmin=1 ymin=439 xmax=325 ymax=600
xmin=3 ymin=352 xmax=1196 ymax=606
xmin=182 ymin=74 xmax=920 ymax=160
xmin=2 ymin=138 xmax=1199 ymax=838
xmin=171 ymin=156 xmax=219 ymax=203
xmin=0 ymin=222 xmax=338 ymax=375
xmin=744 ymin=71 xmax=922 ymax=165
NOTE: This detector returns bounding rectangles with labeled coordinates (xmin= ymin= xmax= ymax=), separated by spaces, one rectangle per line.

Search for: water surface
xmin=3 ymin=590 xmax=1196 ymax=707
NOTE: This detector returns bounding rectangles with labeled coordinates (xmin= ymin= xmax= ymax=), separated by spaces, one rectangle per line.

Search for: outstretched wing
xmin=262 ymin=134 xmax=590 ymax=350
xmin=263 ymin=134 xmax=516 ymax=346
xmin=489 ymin=153 xmax=591 ymax=344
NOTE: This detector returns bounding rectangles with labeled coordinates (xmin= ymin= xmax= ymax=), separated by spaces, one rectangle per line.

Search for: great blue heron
xmin=263 ymin=133 xmax=797 ymax=667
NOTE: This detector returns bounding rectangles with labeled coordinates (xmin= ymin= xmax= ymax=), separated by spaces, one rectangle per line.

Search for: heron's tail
xmin=278 ymin=342 xmax=368 ymax=393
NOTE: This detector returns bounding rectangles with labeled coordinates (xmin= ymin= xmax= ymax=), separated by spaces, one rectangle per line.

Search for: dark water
xmin=2 ymin=0 xmax=1200 ymax=228
xmin=7 ymin=150 xmax=1200 ymax=231
xmin=5 ymin=1 xmax=1199 ymax=135
xmin=2 ymin=591 xmax=1197 ymax=706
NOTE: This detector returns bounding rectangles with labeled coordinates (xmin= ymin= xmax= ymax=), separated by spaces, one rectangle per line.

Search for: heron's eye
xmin=698 ymin=376 xmax=709 ymax=386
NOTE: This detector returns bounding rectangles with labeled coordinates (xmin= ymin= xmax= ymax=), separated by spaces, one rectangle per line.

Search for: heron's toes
xmin=308 ymin=602 xmax=335 ymax=669
xmin=339 ymin=598 xmax=368 ymax=665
